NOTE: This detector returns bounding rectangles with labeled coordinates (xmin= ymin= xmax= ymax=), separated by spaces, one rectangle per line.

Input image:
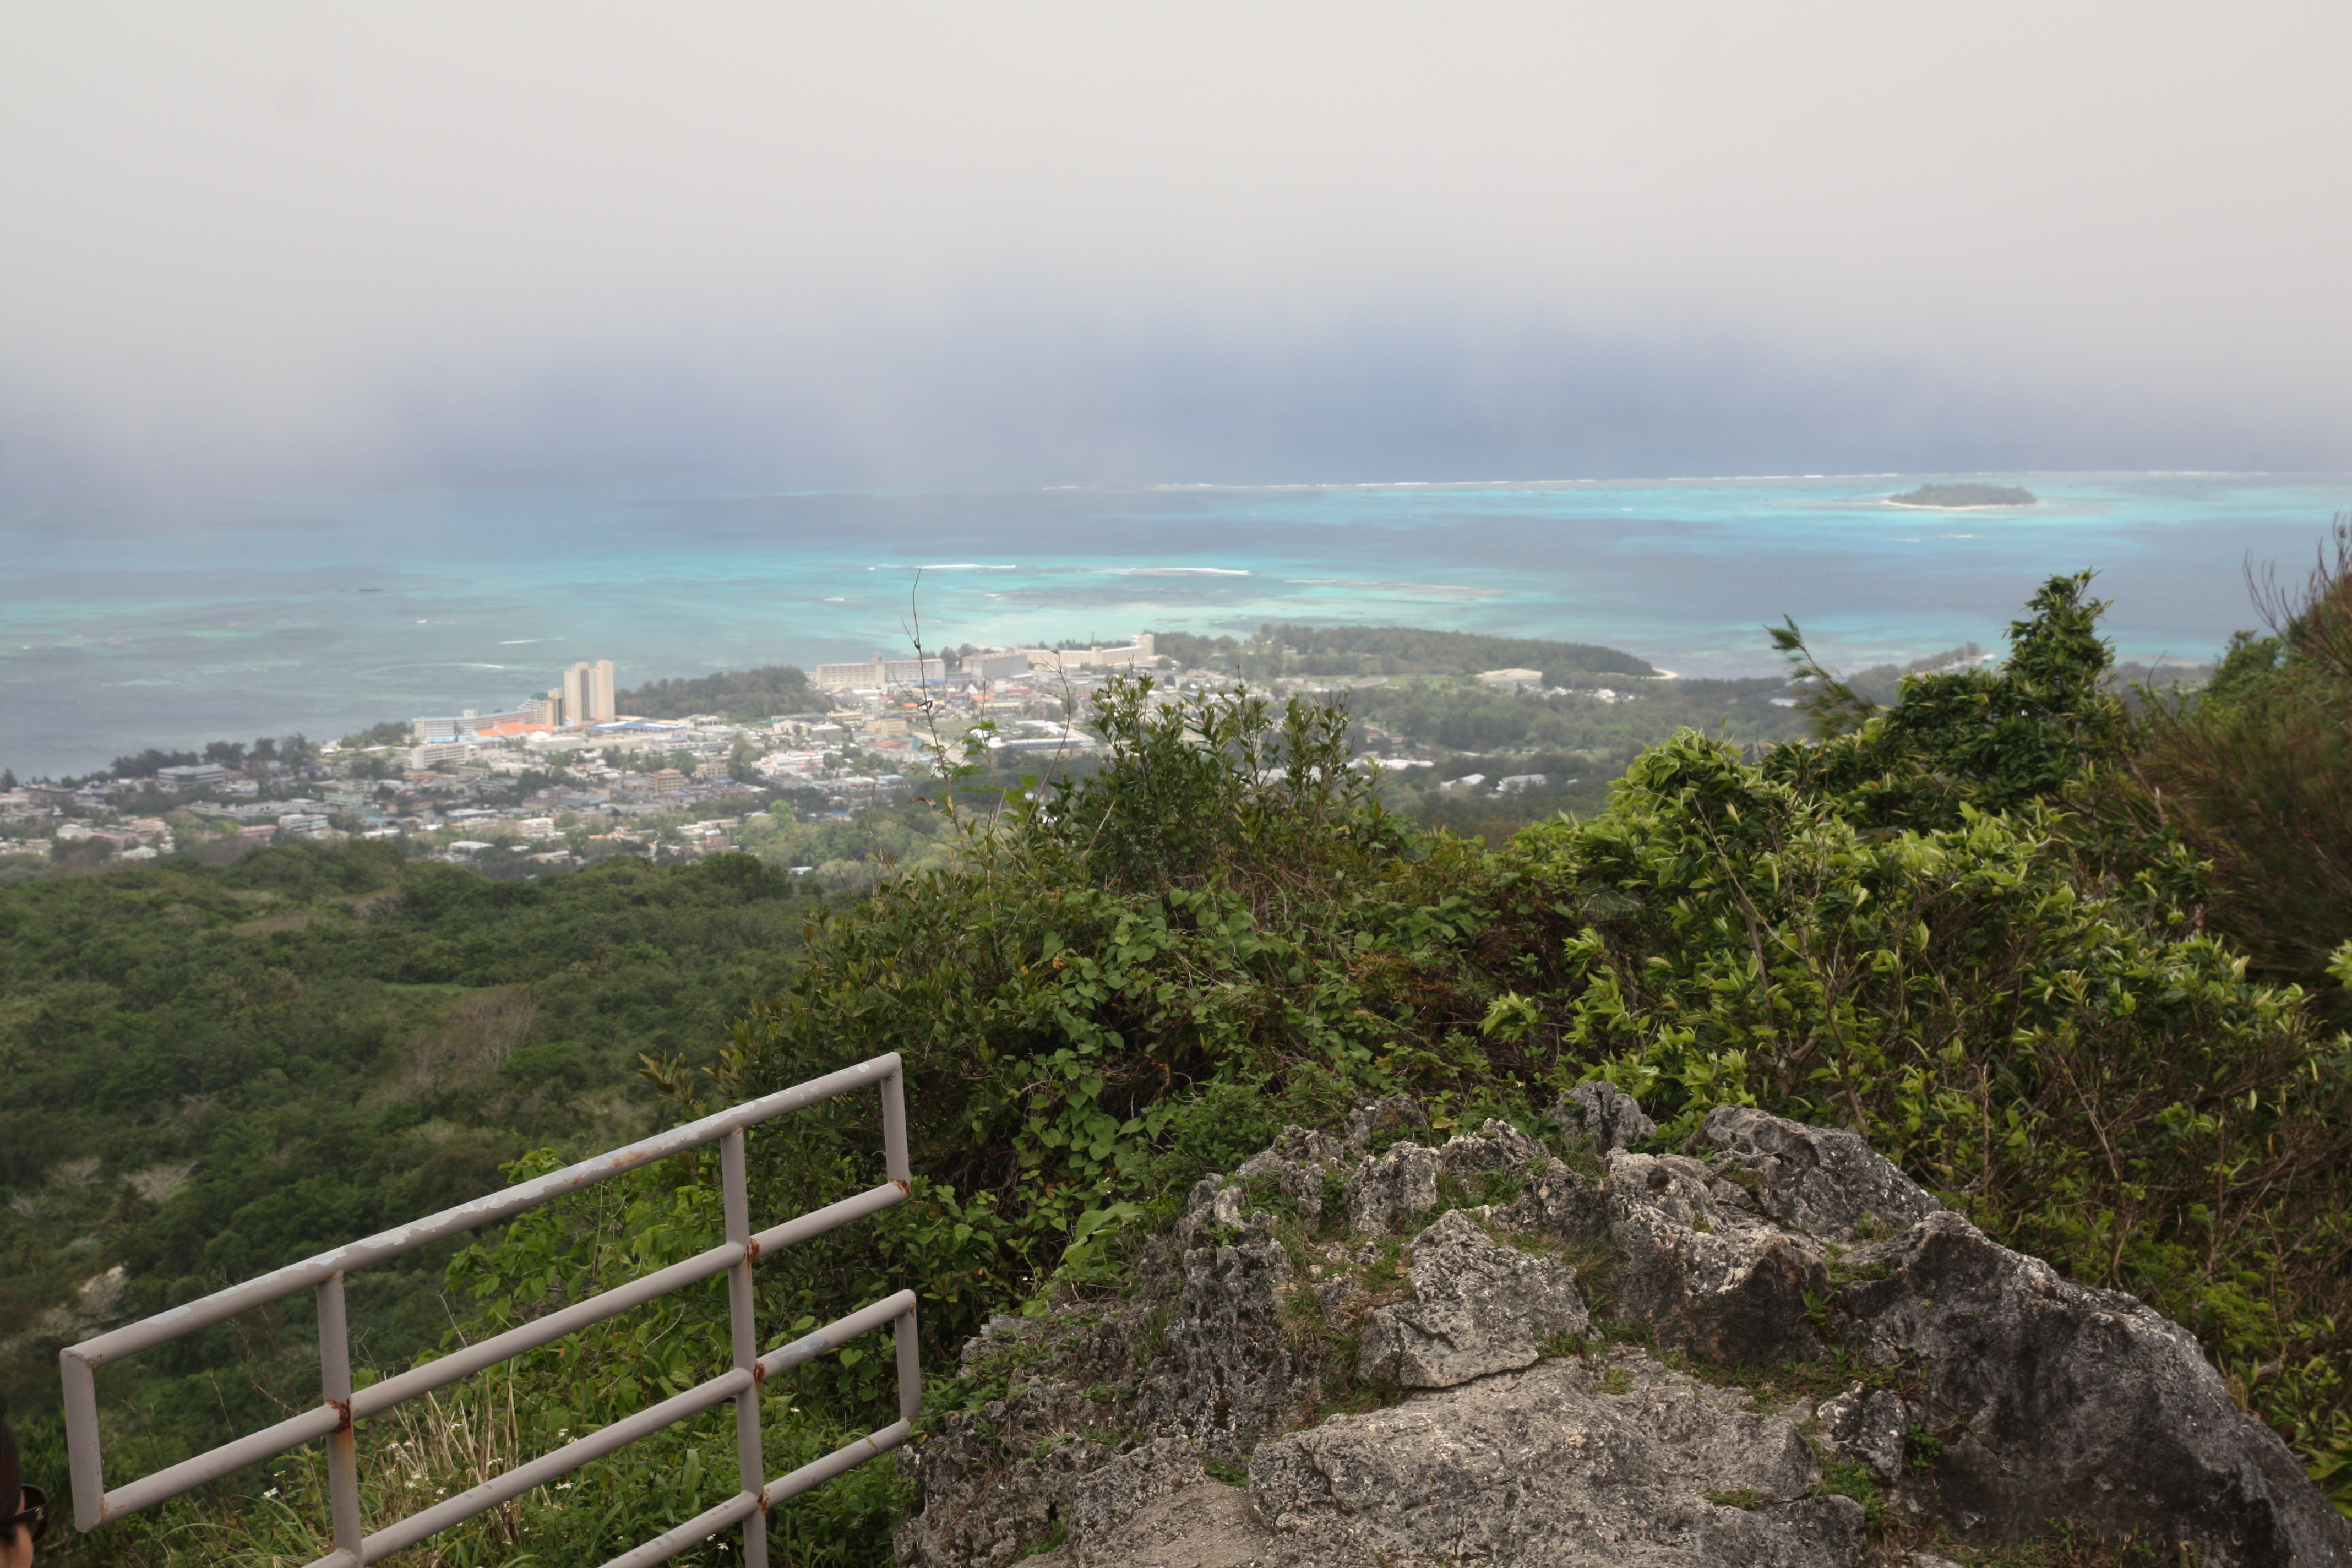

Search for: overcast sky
xmin=3 ymin=3 xmax=2346 ymax=491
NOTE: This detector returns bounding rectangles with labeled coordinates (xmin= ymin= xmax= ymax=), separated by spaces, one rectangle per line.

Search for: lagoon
xmin=3 ymin=471 xmax=2345 ymax=777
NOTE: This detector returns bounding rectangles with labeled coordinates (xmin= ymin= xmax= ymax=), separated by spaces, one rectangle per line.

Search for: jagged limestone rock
xmin=1356 ymin=1208 xmax=1588 ymax=1389
xmin=896 ymin=1308 xmax=1148 ymax=1568
xmin=1604 ymin=1148 xmax=1832 ymax=1368
xmin=1038 ymin=1478 xmax=1266 ymax=1568
xmin=898 ymin=1097 xmax=2352 ymax=1568
xmin=1232 ymin=1129 xmax=1348 ymax=1229
xmin=1342 ymin=1140 xmax=1438 ymax=1237
xmin=1131 ymin=1229 xmax=1300 ymax=1457
xmin=1562 ymin=1079 xmax=1657 ymax=1151
xmin=1695 ymin=1104 xmax=1946 ymax=1242
xmin=1434 ymin=1117 xmax=1548 ymax=1178
xmin=1489 ymin=1152 xmax=1613 ymax=1243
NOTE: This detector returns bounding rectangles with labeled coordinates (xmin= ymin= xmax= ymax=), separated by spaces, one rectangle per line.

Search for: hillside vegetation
xmin=2134 ymin=517 xmax=2352 ymax=1026
xmin=12 ymin=558 xmax=2352 ymax=1565
xmin=1152 ymin=622 xmax=1657 ymax=683
xmin=615 ymin=662 xmax=819 ymax=721
xmin=0 ymin=847 xmax=836 ymax=1564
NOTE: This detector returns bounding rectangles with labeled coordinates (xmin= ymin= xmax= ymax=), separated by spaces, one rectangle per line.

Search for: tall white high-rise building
xmin=554 ymin=658 xmax=618 ymax=725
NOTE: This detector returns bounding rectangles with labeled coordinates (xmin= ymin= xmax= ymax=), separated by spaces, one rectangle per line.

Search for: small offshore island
xmin=1888 ymin=481 xmax=2038 ymax=508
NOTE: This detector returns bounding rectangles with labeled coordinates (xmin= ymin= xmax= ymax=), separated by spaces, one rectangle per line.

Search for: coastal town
xmin=0 ymin=635 xmax=1423 ymax=881
xmin=0 ymin=627 xmax=1780 ymax=885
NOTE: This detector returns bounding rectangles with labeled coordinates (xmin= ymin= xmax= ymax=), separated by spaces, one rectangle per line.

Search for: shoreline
xmin=1883 ymin=499 xmax=2039 ymax=511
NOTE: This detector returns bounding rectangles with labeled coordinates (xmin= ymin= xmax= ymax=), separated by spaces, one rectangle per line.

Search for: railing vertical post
xmin=720 ymin=1130 xmax=769 ymax=1568
xmin=317 ymin=1272 xmax=363 ymax=1563
xmin=59 ymin=1348 xmax=103 ymax=1532
xmin=894 ymin=1310 xmax=922 ymax=1424
xmin=881 ymin=1061 xmax=922 ymax=1425
xmin=880 ymin=1062 xmax=911 ymax=1188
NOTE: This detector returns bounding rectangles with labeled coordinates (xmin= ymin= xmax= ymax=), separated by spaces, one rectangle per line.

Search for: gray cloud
xmin=2 ymin=2 xmax=2345 ymax=489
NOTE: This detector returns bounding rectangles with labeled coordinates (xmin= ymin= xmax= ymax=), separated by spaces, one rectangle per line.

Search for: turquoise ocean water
xmin=4 ymin=471 xmax=2346 ymax=777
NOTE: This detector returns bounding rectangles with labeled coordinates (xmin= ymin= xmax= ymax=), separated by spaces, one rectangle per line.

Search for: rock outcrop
xmin=895 ymin=1099 xmax=2350 ymax=1568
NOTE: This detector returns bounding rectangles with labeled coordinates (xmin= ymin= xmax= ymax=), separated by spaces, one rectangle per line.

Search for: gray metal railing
xmin=59 ymin=1052 xmax=920 ymax=1568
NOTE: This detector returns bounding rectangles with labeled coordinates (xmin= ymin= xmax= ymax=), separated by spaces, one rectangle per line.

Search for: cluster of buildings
xmin=2 ymin=632 xmax=1504 ymax=873
xmin=406 ymin=658 xmax=623 ymax=766
xmin=811 ymin=635 xmax=1157 ymax=690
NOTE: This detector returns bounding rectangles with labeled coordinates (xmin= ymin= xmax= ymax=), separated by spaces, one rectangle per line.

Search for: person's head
xmin=0 ymin=1400 xmax=43 ymax=1568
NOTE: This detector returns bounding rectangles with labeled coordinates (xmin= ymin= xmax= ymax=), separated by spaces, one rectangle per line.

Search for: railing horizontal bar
xmin=335 ymin=1368 xmax=755 ymax=1566
xmin=99 ymin=1403 xmax=341 ymax=1521
xmin=596 ymin=1489 xmax=762 ymax=1568
xmin=351 ymin=1240 xmax=743 ymax=1420
xmin=767 ymin=1417 xmax=913 ymax=1508
xmin=597 ymin=1420 xmax=914 ymax=1568
xmin=74 ymin=1053 xmax=903 ymax=1367
xmin=750 ymin=1179 xmax=906 ymax=1256
xmin=755 ymin=1291 xmax=916 ymax=1382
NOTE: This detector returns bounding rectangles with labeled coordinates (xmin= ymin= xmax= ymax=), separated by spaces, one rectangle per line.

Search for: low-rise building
xmin=816 ymin=653 xmax=950 ymax=688
xmin=1022 ymin=634 xmax=1157 ymax=673
xmin=960 ymin=649 xmax=1036 ymax=679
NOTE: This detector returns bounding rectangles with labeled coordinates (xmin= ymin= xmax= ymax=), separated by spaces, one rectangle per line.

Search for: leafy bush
xmin=631 ymin=594 xmax=2352 ymax=1517
xmin=2131 ymin=515 xmax=2352 ymax=1025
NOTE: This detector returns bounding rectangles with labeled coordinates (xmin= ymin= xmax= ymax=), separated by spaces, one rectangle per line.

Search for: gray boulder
xmin=899 ymin=1099 xmax=2352 ymax=1568
xmin=1342 ymin=1093 xmax=1425 ymax=1150
xmin=1434 ymin=1117 xmax=1549 ymax=1178
xmin=1133 ymin=1191 xmax=1303 ymax=1457
xmin=1356 ymin=1208 xmax=1589 ymax=1388
xmin=1838 ymin=1210 xmax=2347 ymax=1564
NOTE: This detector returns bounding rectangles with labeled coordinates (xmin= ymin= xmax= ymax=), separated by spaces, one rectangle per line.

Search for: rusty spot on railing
xmin=328 ymin=1399 xmax=352 ymax=1433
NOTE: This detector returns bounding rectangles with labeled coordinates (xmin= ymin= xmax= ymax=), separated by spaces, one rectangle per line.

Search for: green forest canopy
xmin=1150 ymin=623 xmax=1659 ymax=683
xmin=0 ymin=844 xmax=832 ymax=1520
xmin=615 ymin=662 xmax=818 ymax=721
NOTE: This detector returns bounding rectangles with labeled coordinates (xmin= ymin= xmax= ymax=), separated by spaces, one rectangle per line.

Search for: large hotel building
xmin=549 ymin=659 xmax=617 ymax=726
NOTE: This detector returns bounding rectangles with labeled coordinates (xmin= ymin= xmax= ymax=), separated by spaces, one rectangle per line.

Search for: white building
xmin=155 ymin=763 xmax=231 ymax=790
xmin=961 ymin=648 xmax=1036 ymax=679
xmin=1022 ymin=634 xmax=1157 ymax=673
xmin=815 ymin=653 xmax=949 ymax=688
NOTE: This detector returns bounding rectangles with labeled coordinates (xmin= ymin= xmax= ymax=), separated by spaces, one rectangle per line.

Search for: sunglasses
xmin=2 ymin=1484 xmax=47 ymax=1544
